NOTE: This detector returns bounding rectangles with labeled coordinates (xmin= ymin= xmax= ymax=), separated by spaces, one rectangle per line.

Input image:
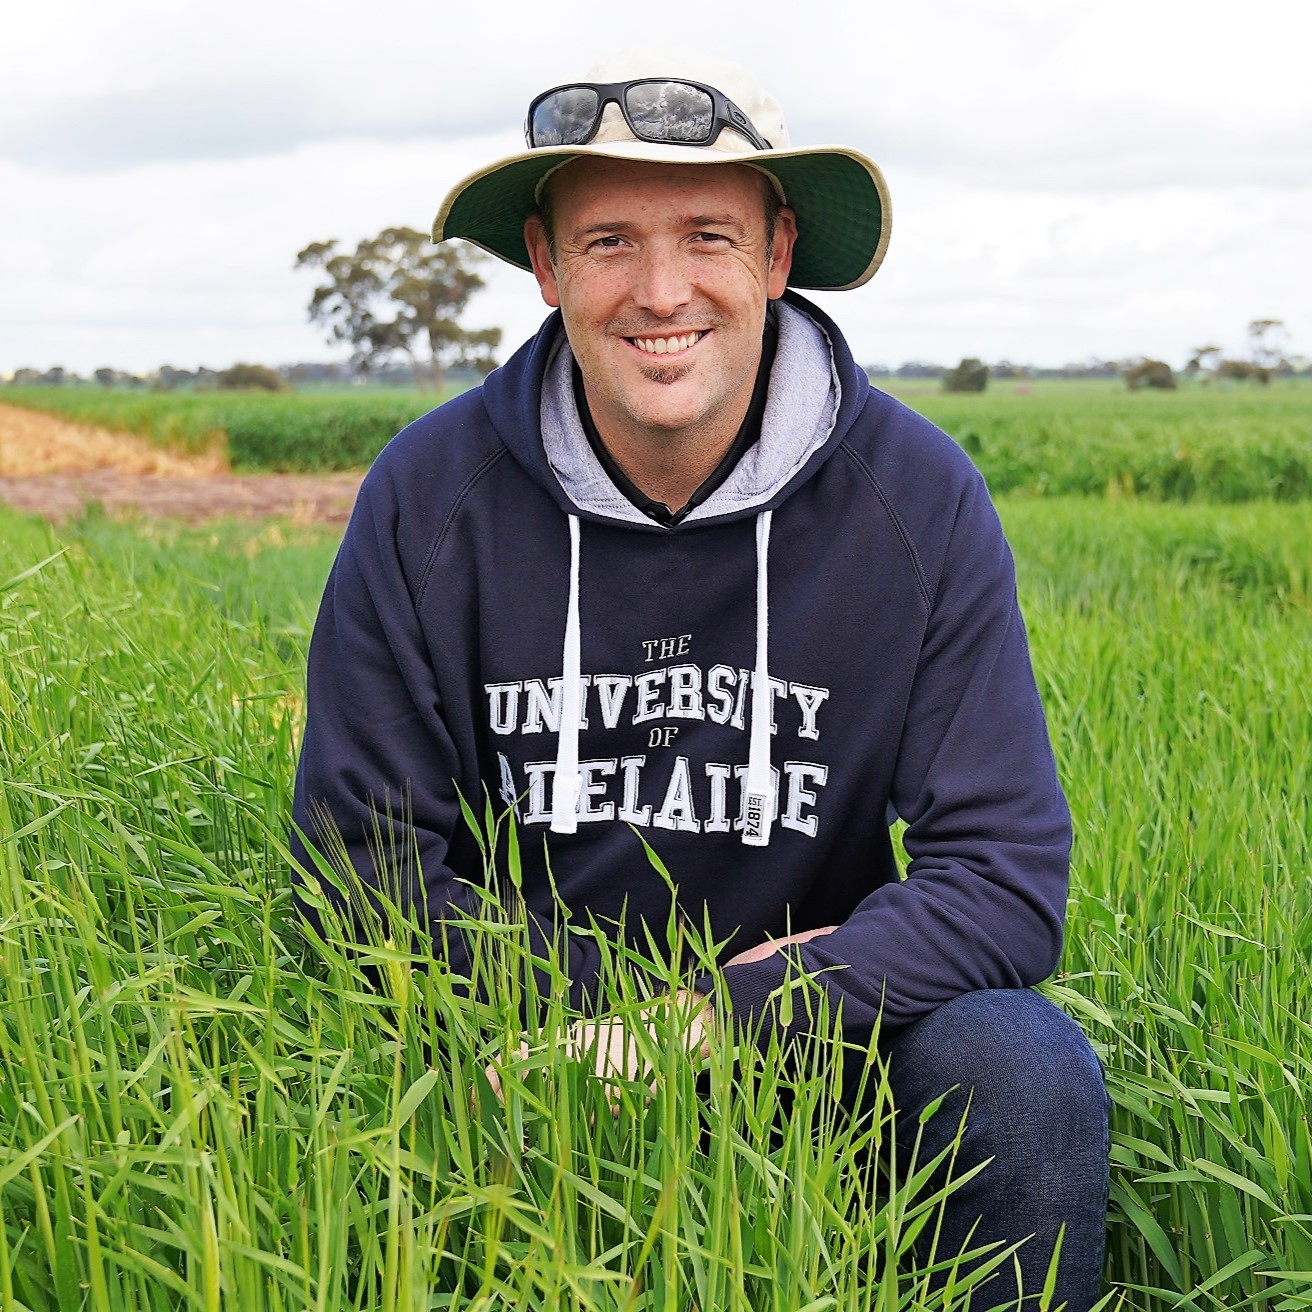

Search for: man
xmin=293 ymin=54 xmax=1109 ymax=1307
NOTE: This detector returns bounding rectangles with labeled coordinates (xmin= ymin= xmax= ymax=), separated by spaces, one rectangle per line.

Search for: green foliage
xmin=1123 ymin=359 xmax=1176 ymax=391
xmin=295 ymin=230 xmax=501 ymax=390
xmin=0 ymin=498 xmax=1310 ymax=1307
xmin=216 ymin=361 xmax=289 ymax=392
xmin=942 ymin=358 xmax=988 ymax=393
xmin=1001 ymin=498 xmax=1312 ymax=1307
xmin=1247 ymin=318 xmax=1289 ymax=371
xmin=1216 ymin=358 xmax=1273 ymax=386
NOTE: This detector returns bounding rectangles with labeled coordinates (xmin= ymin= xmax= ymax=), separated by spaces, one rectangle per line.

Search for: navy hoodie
xmin=292 ymin=290 xmax=1071 ymax=1042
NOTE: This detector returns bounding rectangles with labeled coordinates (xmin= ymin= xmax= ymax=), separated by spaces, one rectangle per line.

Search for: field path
xmin=0 ymin=403 xmax=363 ymax=524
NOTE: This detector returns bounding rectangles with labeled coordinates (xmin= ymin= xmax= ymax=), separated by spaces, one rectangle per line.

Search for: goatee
xmin=640 ymin=364 xmax=694 ymax=386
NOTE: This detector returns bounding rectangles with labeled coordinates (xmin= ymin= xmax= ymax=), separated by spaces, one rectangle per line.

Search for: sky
xmin=1 ymin=0 xmax=1309 ymax=376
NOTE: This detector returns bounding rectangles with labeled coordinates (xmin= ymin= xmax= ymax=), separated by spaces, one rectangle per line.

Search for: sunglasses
xmin=526 ymin=78 xmax=771 ymax=152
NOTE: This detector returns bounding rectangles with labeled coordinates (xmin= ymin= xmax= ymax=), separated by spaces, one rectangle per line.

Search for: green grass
xmin=1004 ymin=500 xmax=1312 ymax=1307
xmin=1 ymin=498 xmax=1310 ymax=1309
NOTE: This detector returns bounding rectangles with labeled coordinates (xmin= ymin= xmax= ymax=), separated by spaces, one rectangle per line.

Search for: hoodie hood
xmin=480 ymin=289 xmax=871 ymax=529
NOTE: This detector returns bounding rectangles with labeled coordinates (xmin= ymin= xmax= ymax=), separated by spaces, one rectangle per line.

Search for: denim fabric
xmin=876 ymin=988 xmax=1111 ymax=1310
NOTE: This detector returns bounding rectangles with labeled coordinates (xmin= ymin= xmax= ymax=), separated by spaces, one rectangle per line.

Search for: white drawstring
xmin=742 ymin=510 xmax=775 ymax=846
xmin=550 ymin=514 xmax=582 ymax=833
xmin=550 ymin=510 xmax=775 ymax=845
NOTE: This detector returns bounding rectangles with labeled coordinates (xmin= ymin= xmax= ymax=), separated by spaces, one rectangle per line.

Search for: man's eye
xmin=695 ymin=232 xmax=729 ymax=243
xmin=593 ymin=235 xmax=626 ymax=249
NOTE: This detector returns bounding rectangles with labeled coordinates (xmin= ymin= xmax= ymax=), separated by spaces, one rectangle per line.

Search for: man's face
xmin=524 ymin=157 xmax=796 ymax=449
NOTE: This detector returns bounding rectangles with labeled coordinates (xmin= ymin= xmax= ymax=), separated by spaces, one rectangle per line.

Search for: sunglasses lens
xmin=624 ymin=81 xmax=714 ymax=143
xmin=531 ymin=88 xmax=601 ymax=146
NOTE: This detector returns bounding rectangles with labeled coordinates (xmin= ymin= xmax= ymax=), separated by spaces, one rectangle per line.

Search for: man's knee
xmin=883 ymin=988 xmax=1109 ymax=1165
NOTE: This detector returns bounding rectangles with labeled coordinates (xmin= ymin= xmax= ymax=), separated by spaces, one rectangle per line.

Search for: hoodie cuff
xmin=714 ymin=954 xmax=797 ymax=1049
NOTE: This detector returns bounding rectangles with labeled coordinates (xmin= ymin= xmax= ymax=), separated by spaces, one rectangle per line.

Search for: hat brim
xmin=433 ymin=139 xmax=890 ymax=292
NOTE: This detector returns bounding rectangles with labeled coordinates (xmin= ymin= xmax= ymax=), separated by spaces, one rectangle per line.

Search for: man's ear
xmin=767 ymin=206 xmax=798 ymax=299
xmin=524 ymin=215 xmax=561 ymax=308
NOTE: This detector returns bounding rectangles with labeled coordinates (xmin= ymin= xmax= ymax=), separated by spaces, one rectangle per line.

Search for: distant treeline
xmin=868 ymin=358 xmax=1311 ymax=384
xmin=2 ymin=361 xmax=491 ymax=391
xmin=10 ymin=356 xmax=1308 ymax=392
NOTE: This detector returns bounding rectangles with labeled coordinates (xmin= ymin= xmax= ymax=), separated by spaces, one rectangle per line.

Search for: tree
xmin=217 ymin=363 xmax=288 ymax=392
xmin=94 ymin=367 xmax=116 ymax=389
xmin=943 ymin=358 xmax=988 ymax=392
xmin=1184 ymin=344 xmax=1221 ymax=376
xmin=156 ymin=364 xmax=199 ymax=390
xmin=295 ymin=229 xmax=501 ymax=390
xmin=1216 ymin=358 xmax=1271 ymax=386
xmin=895 ymin=361 xmax=944 ymax=379
xmin=1247 ymin=318 xmax=1287 ymax=371
xmin=1124 ymin=358 xmax=1176 ymax=390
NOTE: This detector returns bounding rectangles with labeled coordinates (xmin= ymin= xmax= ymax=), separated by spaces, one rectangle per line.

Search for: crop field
xmin=0 ymin=389 xmax=457 ymax=473
xmin=4 ymin=381 xmax=1311 ymax=501
xmin=2 ymin=502 xmax=1309 ymax=1310
xmin=911 ymin=384 xmax=1312 ymax=501
xmin=0 ymin=396 xmax=1310 ymax=1308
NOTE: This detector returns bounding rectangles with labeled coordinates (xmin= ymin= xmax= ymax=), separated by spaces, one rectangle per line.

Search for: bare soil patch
xmin=0 ymin=403 xmax=363 ymax=525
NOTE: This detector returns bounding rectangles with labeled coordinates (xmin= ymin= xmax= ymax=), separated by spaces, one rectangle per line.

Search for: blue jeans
xmin=874 ymin=988 xmax=1110 ymax=1310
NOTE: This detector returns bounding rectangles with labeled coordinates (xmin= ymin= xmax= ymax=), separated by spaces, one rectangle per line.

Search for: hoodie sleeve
xmin=290 ymin=458 xmax=604 ymax=1010
xmin=719 ymin=464 xmax=1070 ymax=1042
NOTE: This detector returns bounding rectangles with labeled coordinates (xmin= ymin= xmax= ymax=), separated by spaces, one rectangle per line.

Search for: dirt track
xmin=0 ymin=403 xmax=364 ymax=525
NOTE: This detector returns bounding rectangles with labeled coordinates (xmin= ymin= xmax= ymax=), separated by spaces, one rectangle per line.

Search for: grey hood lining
xmin=540 ymin=299 xmax=842 ymax=525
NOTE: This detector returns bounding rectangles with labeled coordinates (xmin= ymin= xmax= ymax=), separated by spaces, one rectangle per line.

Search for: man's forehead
xmin=544 ymin=156 xmax=775 ymax=215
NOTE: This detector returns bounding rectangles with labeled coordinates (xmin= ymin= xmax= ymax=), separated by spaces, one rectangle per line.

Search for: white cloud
xmin=2 ymin=0 xmax=1310 ymax=373
xmin=809 ymin=174 xmax=1310 ymax=367
xmin=0 ymin=132 xmax=524 ymax=372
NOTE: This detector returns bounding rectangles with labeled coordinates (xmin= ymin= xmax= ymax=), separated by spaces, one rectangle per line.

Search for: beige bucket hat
xmin=432 ymin=53 xmax=891 ymax=292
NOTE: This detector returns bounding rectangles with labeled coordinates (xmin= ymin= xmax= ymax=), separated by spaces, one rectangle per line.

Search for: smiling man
xmin=524 ymin=156 xmax=794 ymax=516
xmin=292 ymin=54 xmax=1109 ymax=1307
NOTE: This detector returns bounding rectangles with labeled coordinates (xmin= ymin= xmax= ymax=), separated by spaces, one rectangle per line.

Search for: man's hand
xmin=723 ymin=924 xmax=837 ymax=967
xmin=560 ymin=988 xmax=713 ymax=1094
xmin=483 ymin=929 xmax=836 ymax=1107
xmin=485 ymin=989 xmax=712 ymax=1109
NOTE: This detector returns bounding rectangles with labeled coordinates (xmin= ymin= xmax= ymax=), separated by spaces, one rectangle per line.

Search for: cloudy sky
xmin=2 ymin=0 xmax=1308 ymax=376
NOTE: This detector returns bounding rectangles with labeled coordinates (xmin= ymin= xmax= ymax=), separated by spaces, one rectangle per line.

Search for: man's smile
xmin=625 ymin=330 xmax=708 ymax=357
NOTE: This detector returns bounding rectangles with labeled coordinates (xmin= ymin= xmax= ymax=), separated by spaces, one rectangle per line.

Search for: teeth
xmin=634 ymin=332 xmax=701 ymax=354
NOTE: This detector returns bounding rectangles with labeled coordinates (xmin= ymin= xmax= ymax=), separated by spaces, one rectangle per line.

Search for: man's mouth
xmin=627 ymin=331 xmax=707 ymax=356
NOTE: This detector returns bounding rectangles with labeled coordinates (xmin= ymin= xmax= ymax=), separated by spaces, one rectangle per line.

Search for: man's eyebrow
xmin=575 ymin=223 xmax=632 ymax=240
xmin=685 ymin=214 xmax=747 ymax=231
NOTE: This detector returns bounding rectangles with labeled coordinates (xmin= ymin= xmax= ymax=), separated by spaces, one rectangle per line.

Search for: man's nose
xmin=632 ymin=248 xmax=693 ymax=319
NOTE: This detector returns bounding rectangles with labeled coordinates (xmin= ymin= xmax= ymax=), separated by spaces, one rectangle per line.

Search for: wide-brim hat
xmin=432 ymin=53 xmax=891 ymax=292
